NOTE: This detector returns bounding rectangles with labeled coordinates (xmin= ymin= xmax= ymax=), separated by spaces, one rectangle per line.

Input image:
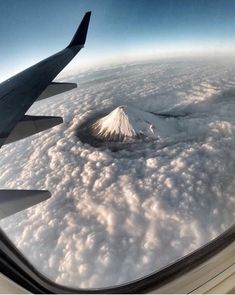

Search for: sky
xmin=1 ymin=0 xmax=235 ymax=81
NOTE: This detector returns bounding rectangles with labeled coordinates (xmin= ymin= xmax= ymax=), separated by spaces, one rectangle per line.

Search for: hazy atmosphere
xmin=1 ymin=0 xmax=235 ymax=81
xmin=0 ymin=0 xmax=235 ymax=290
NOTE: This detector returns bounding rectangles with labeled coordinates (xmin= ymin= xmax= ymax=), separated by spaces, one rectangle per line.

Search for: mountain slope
xmin=91 ymin=105 xmax=164 ymax=142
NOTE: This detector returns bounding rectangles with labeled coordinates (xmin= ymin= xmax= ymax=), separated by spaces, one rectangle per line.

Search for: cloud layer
xmin=0 ymin=58 xmax=235 ymax=288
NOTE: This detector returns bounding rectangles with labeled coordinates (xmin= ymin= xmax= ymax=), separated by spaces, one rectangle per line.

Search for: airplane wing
xmin=4 ymin=115 xmax=63 ymax=145
xmin=37 ymin=82 xmax=77 ymax=101
xmin=0 ymin=11 xmax=91 ymax=148
xmin=0 ymin=190 xmax=51 ymax=220
xmin=0 ymin=12 xmax=91 ymax=219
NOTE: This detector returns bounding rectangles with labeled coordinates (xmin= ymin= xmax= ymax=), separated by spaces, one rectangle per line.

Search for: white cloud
xmin=0 ymin=57 xmax=235 ymax=289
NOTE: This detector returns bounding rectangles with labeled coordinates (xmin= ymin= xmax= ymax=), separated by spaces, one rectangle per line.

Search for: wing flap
xmin=4 ymin=115 xmax=63 ymax=145
xmin=37 ymin=82 xmax=77 ymax=101
xmin=0 ymin=190 xmax=51 ymax=219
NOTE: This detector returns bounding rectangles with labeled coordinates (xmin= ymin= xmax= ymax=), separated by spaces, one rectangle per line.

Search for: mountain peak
xmin=91 ymin=105 xmax=157 ymax=142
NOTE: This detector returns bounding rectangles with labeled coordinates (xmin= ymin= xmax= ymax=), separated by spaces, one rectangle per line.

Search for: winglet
xmin=67 ymin=11 xmax=91 ymax=48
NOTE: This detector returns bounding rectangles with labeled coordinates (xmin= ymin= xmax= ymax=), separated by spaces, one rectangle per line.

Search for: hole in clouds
xmin=76 ymin=104 xmax=192 ymax=152
xmin=1 ymin=59 xmax=235 ymax=289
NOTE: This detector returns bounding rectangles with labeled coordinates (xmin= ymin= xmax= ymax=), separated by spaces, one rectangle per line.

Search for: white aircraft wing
xmin=0 ymin=11 xmax=91 ymax=147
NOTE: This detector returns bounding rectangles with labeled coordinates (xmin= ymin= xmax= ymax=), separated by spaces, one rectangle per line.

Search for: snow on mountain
xmin=91 ymin=105 xmax=178 ymax=142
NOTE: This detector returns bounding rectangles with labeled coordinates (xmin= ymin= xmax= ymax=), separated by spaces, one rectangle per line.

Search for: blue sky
xmin=1 ymin=0 xmax=235 ymax=81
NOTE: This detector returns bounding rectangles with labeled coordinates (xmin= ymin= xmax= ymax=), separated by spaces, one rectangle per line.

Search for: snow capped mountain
xmin=77 ymin=105 xmax=181 ymax=147
xmin=91 ymin=105 xmax=178 ymax=142
xmin=91 ymin=105 xmax=157 ymax=142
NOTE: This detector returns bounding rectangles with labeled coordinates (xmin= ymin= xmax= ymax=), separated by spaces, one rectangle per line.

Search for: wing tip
xmin=67 ymin=11 xmax=92 ymax=48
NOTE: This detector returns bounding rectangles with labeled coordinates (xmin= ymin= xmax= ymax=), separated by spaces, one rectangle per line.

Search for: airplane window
xmin=0 ymin=0 xmax=235 ymax=290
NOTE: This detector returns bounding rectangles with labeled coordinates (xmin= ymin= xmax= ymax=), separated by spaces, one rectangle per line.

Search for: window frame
xmin=0 ymin=224 xmax=234 ymax=293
